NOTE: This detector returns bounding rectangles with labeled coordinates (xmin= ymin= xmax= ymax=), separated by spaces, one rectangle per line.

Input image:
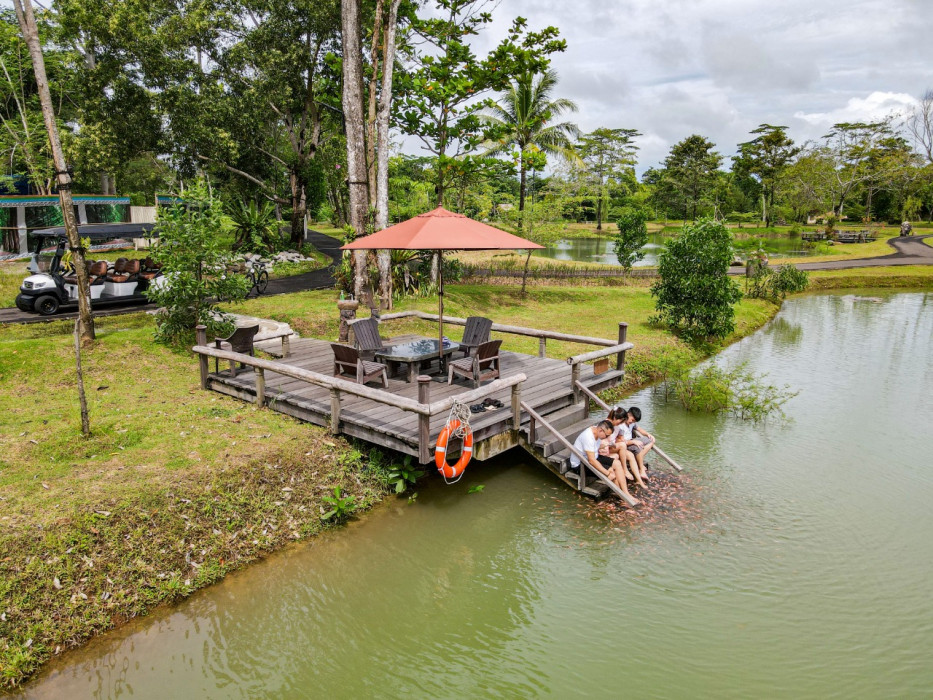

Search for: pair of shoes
xmin=470 ymin=403 xmax=486 ymax=414
xmin=482 ymin=398 xmax=503 ymax=409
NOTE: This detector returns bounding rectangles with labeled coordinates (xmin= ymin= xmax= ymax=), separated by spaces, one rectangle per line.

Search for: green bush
xmin=146 ymin=179 xmax=250 ymax=345
xmin=669 ymin=363 xmax=798 ymax=421
xmin=747 ymin=264 xmax=810 ymax=302
xmin=651 ymin=218 xmax=743 ymax=344
xmin=228 ymin=200 xmax=283 ymax=254
xmin=613 ymin=209 xmax=649 ymax=272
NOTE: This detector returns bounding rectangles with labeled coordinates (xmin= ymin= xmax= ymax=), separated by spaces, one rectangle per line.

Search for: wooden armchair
xmin=332 ymin=343 xmax=388 ymax=387
xmin=448 ymin=339 xmax=502 ymax=388
xmin=350 ymin=317 xmax=385 ymax=360
xmin=459 ymin=316 xmax=492 ymax=357
xmin=214 ymin=324 xmax=259 ymax=377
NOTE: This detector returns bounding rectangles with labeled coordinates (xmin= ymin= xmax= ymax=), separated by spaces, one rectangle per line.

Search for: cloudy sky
xmin=440 ymin=0 xmax=932 ymax=174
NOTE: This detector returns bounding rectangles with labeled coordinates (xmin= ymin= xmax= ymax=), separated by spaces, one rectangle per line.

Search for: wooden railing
xmin=574 ymin=380 xmax=683 ymax=473
xmin=193 ymin=326 xmax=525 ymax=464
xmin=521 ymin=401 xmax=637 ymax=507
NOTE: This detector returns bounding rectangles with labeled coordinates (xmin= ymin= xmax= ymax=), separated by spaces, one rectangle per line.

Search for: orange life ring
xmin=435 ymin=419 xmax=473 ymax=479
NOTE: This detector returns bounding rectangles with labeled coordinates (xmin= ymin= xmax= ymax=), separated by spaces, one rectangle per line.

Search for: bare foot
xmin=640 ymin=471 xmax=649 ymax=480
xmin=624 ymin=471 xmax=634 ymax=481
xmin=627 ymin=496 xmax=640 ymax=506
xmin=636 ymin=480 xmax=648 ymax=489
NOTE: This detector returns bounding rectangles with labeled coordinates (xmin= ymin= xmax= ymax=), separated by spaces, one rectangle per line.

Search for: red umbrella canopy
xmin=340 ymin=207 xmax=544 ymax=251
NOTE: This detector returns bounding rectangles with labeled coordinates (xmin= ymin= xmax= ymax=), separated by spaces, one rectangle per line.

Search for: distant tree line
xmin=5 ymin=0 xmax=933 ymax=254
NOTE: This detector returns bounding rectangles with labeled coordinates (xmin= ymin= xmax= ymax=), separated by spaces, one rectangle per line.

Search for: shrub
xmin=747 ymin=264 xmax=810 ymax=302
xmin=669 ymin=363 xmax=798 ymax=421
xmin=146 ymin=179 xmax=250 ymax=345
xmin=613 ymin=209 xmax=649 ymax=272
xmin=651 ymin=218 xmax=743 ymax=344
xmin=228 ymin=200 xmax=283 ymax=254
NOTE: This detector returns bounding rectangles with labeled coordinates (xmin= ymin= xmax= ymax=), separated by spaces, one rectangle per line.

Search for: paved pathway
xmin=728 ymin=234 xmax=933 ymax=275
xmin=793 ymin=234 xmax=933 ymax=270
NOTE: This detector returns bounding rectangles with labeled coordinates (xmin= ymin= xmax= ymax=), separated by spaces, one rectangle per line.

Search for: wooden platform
xmin=204 ymin=335 xmax=625 ymax=463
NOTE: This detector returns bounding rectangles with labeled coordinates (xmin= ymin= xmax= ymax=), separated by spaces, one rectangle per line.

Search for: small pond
xmin=532 ymin=233 xmax=816 ymax=267
xmin=18 ymin=292 xmax=933 ymax=699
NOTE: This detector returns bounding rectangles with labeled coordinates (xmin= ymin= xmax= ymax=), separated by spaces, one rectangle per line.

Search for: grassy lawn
xmin=0 ymin=262 xmax=27 ymax=307
xmin=807 ymin=265 xmax=933 ymax=289
xmin=0 ymin=313 xmax=393 ymax=688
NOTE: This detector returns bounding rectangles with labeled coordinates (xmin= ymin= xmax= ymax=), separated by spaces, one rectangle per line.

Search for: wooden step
xmin=539 ymin=416 xmax=596 ymax=457
xmin=582 ymin=480 xmax=611 ymax=498
xmin=536 ymin=402 xmax=588 ymax=433
xmin=548 ymin=446 xmax=573 ymax=474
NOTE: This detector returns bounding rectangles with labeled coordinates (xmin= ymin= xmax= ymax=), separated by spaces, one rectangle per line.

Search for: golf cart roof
xmin=33 ymin=223 xmax=157 ymax=240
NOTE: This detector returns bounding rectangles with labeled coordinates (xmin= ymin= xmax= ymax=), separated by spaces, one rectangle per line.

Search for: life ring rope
xmin=435 ymin=402 xmax=473 ymax=484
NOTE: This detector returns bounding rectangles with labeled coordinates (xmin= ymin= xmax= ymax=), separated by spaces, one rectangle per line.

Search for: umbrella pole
xmin=438 ymin=252 xmax=444 ymax=368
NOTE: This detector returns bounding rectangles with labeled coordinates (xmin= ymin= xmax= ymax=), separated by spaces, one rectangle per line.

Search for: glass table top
xmin=375 ymin=338 xmax=460 ymax=361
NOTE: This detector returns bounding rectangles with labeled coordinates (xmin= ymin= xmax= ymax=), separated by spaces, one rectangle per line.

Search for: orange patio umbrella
xmin=341 ymin=206 xmax=543 ymax=365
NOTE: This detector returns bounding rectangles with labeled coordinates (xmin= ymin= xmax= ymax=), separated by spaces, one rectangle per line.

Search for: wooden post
xmin=529 ymin=415 xmax=536 ymax=444
xmin=196 ymin=325 xmax=208 ymax=389
xmin=418 ymin=375 xmax=431 ymax=464
xmin=538 ymin=336 xmax=546 ymax=358
xmin=330 ymin=388 xmax=340 ymax=434
xmin=511 ymin=382 xmax=522 ymax=431
xmin=281 ymin=334 xmax=291 ymax=357
xmin=571 ymin=363 xmax=580 ymax=402
xmin=617 ymin=322 xmax=628 ymax=371
xmin=255 ymin=367 xmax=265 ymax=407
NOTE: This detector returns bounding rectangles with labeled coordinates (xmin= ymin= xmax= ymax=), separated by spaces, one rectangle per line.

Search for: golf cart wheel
xmin=255 ymin=270 xmax=269 ymax=294
xmin=35 ymin=295 xmax=60 ymax=316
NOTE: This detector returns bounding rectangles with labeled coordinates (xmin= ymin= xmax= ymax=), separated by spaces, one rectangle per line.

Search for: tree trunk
xmin=519 ymin=161 xmax=526 ymax=232
xmin=74 ymin=319 xmax=90 ymax=435
xmin=342 ymin=0 xmax=370 ymax=299
xmin=596 ymin=187 xmax=603 ymax=231
xmin=14 ymin=0 xmax=95 ymax=343
xmin=365 ymin=0 xmax=385 ymax=204
xmin=520 ymin=249 xmax=532 ymax=297
xmin=289 ymin=170 xmax=307 ymax=248
xmin=374 ymin=0 xmax=401 ymax=309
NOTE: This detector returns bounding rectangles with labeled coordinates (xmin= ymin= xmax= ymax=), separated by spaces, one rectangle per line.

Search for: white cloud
xmin=398 ymin=0 xmax=933 ymax=172
xmin=794 ymin=92 xmax=918 ymax=126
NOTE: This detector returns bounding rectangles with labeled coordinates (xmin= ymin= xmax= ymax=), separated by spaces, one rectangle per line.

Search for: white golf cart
xmin=15 ymin=223 xmax=159 ymax=315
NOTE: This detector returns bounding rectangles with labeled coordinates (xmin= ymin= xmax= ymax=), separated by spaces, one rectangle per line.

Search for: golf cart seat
xmin=107 ymin=258 xmax=130 ymax=282
xmin=123 ymin=259 xmax=141 ymax=278
xmin=62 ymin=260 xmax=108 ymax=285
xmin=139 ymin=258 xmax=162 ymax=280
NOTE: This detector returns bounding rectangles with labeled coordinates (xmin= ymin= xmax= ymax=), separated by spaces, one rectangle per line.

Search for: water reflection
xmin=532 ymin=234 xmax=815 ymax=267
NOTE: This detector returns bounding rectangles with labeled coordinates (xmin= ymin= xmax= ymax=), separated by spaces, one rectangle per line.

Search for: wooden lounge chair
xmin=332 ymin=343 xmax=388 ymax=387
xmin=459 ymin=316 xmax=492 ymax=357
xmin=214 ymin=324 xmax=259 ymax=377
xmin=448 ymin=339 xmax=501 ymax=388
xmin=350 ymin=317 xmax=385 ymax=360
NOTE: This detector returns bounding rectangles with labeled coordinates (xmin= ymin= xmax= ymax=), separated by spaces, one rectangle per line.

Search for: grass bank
xmin=0 ymin=313 xmax=394 ymax=688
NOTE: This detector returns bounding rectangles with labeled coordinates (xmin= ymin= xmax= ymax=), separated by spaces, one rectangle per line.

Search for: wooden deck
xmin=204 ymin=334 xmax=626 ymax=463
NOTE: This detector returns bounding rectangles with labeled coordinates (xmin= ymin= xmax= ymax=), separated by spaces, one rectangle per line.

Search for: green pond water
xmin=18 ymin=292 xmax=933 ymax=699
xmin=532 ymin=234 xmax=815 ymax=267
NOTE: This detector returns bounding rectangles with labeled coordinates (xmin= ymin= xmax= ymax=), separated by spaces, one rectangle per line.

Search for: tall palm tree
xmin=482 ymin=70 xmax=580 ymax=218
